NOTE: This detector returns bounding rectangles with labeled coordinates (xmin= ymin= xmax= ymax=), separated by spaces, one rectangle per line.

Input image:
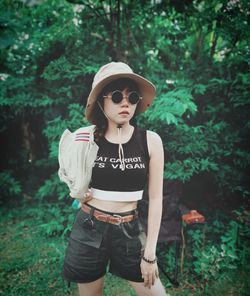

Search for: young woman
xmin=59 ymin=62 xmax=167 ymax=296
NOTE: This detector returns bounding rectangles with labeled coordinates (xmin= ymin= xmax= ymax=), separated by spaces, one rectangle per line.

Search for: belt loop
xmin=134 ymin=209 xmax=138 ymax=218
xmin=89 ymin=207 xmax=95 ymax=218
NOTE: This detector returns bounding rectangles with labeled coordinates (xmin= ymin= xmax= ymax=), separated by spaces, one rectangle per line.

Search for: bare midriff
xmin=86 ymin=197 xmax=138 ymax=213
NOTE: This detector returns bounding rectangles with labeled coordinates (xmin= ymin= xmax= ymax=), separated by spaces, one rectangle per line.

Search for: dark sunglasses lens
xmin=129 ymin=92 xmax=140 ymax=104
xmin=111 ymin=91 xmax=123 ymax=104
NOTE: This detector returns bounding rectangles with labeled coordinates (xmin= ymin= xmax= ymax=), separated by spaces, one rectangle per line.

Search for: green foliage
xmin=143 ymin=88 xmax=197 ymax=126
xmin=150 ymin=208 xmax=250 ymax=294
xmin=36 ymin=172 xmax=69 ymax=201
xmin=179 ymin=210 xmax=250 ymax=293
xmin=43 ymin=103 xmax=87 ymax=159
xmin=0 ymin=202 xmax=75 ymax=295
xmin=191 ymin=222 xmax=238 ymax=282
xmin=36 ymin=103 xmax=89 ymax=201
xmin=1 ymin=0 xmax=249 ymax=294
xmin=0 ymin=171 xmax=22 ymax=204
xmin=1 ymin=0 xmax=249 ymax=200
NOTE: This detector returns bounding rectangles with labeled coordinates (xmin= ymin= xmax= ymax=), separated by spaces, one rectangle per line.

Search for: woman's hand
xmin=140 ymin=258 xmax=159 ymax=289
xmin=82 ymin=189 xmax=93 ymax=203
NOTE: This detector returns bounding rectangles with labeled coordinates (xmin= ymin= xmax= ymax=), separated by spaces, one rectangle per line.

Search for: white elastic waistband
xmin=90 ymin=188 xmax=143 ymax=202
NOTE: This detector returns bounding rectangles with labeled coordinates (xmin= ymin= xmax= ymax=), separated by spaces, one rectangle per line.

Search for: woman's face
xmin=102 ymin=86 xmax=139 ymax=126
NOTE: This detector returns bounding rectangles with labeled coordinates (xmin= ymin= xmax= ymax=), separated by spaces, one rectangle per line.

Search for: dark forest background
xmin=0 ymin=0 xmax=249 ymax=295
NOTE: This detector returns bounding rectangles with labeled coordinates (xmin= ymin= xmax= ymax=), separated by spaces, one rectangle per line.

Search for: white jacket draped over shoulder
xmin=58 ymin=125 xmax=99 ymax=202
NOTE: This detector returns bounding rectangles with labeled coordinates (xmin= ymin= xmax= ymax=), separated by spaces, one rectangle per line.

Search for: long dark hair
xmin=92 ymin=78 xmax=139 ymax=142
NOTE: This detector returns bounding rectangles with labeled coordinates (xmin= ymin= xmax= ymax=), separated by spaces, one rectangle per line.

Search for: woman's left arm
xmin=140 ymin=130 xmax=164 ymax=288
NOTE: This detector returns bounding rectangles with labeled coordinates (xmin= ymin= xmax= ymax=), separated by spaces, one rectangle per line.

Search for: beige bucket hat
xmin=85 ymin=62 xmax=156 ymax=123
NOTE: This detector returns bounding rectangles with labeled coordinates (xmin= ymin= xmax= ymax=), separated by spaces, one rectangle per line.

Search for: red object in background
xmin=182 ymin=210 xmax=205 ymax=224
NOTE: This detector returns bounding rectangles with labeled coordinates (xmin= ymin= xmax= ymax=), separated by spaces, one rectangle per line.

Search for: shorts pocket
xmin=69 ymin=210 xmax=103 ymax=249
xmin=126 ymin=236 xmax=143 ymax=257
xmin=123 ymin=220 xmax=145 ymax=256
xmin=122 ymin=219 xmax=141 ymax=239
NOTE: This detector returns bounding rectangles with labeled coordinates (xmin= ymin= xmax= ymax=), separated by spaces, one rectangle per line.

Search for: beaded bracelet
xmin=142 ymin=255 xmax=157 ymax=264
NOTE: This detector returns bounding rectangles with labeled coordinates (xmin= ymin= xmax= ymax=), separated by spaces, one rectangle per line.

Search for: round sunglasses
xmin=103 ymin=90 xmax=142 ymax=105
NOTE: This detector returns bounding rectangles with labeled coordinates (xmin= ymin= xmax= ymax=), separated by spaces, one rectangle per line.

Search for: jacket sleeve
xmin=58 ymin=129 xmax=76 ymax=190
xmin=58 ymin=127 xmax=98 ymax=200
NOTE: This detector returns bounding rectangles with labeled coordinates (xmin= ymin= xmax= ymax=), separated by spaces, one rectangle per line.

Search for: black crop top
xmin=90 ymin=127 xmax=149 ymax=201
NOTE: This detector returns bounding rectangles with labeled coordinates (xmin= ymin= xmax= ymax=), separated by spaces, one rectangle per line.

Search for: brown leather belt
xmin=81 ymin=204 xmax=137 ymax=225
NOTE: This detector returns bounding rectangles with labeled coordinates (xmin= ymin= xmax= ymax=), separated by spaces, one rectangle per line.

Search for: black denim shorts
xmin=61 ymin=207 xmax=146 ymax=283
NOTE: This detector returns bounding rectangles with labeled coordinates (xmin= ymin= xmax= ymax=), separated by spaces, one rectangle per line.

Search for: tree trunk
xmin=116 ymin=0 xmax=121 ymax=60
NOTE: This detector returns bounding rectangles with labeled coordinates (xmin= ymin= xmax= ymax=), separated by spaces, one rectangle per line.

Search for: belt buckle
xmin=112 ymin=214 xmax=123 ymax=225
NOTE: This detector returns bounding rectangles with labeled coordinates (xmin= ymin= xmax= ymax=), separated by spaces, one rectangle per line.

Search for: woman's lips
xmin=119 ymin=111 xmax=129 ymax=115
